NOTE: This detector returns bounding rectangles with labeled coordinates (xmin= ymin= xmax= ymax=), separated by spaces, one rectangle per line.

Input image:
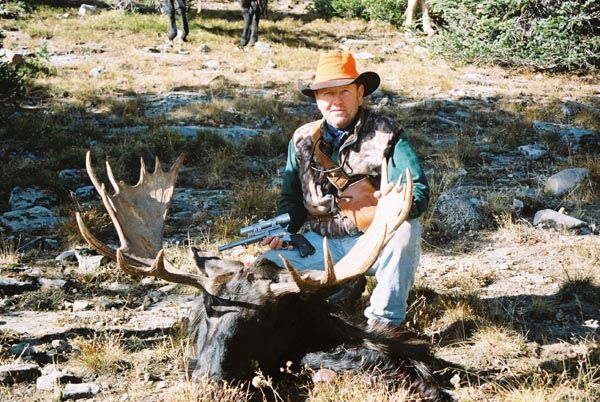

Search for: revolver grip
xmin=290 ymin=234 xmax=316 ymax=258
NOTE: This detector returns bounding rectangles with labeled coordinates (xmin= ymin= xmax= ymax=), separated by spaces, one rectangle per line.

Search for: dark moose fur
xmin=189 ymin=249 xmax=453 ymax=401
xmin=165 ymin=0 xmax=266 ymax=47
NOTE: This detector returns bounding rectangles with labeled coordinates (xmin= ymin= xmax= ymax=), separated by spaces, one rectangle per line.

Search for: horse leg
xmin=249 ymin=0 xmax=260 ymax=46
xmin=421 ymin=0 xmax=434 ymax=35
xmin=404 ymin=0 xmax=418 ymax=31
xmin=166 ymin=0 xmax=178 ymax=40
xmin=239 ymin=0 xmax=252 ymax=47
xmin=175 ymin=0 xmax=189 ymax=41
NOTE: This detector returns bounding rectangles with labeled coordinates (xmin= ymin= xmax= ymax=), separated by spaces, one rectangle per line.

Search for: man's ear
xmin=357 ymin=84 xmax=365 ymax=103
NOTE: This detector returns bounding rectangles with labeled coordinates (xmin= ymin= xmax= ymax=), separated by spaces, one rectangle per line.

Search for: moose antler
xmin=76 ymin=151 xmax=210 ymax=290
xmin=269 ymin=159 xmax=413 ymax=296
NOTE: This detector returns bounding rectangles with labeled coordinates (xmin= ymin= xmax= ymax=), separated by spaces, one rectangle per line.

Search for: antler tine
xmin=116 ymin=248 xmax=209 ymax=290
xmin=379 ymin=157 xmax=389 ymax=190
xmin=105 ymin=160 xmax=120 ymax=194
xmin=321 ymin=237 xmax=336 ymax=285
xmin=76 ymin=212 xmax=116 ymax=261
xmin=86 ymin=151 xmax=104 ymax=197
xmin=138 ymin=157 xmax=147 ymax=186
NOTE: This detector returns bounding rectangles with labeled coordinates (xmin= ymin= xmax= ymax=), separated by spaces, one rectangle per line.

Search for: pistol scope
xmin=240 ymin=213 xmax=291 ymax=235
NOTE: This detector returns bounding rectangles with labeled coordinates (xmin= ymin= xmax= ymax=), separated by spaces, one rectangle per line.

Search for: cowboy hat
xmin=300 ymin=52 xmax=380 ymax=99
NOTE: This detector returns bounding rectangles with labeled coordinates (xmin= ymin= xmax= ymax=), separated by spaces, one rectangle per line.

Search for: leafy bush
xmin=429 ymin=0 xmax=600 ymax=71
xmin=312 ymin=0 xmax=408 ymax=26
xmin=0 ymin=61 xmax=25 ymax=105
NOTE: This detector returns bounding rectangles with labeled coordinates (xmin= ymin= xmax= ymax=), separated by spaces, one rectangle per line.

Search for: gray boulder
xmin=533 ymin=121 xmax=600 ymax=153
xmin=545 ymin=168 xmax=589 ymax=197
xmin=0 ymin=363 xmax=41 ymax=385
xmin=0 ymin=277 xmax=38 ymax=296
xmin=533 ymin=209 xmax=587 ymax=230
xmin=436 ymin=190 xmax=485 ymax=236
xmin=0 ymin=206 xmax=60 ymax=233
xmin=9 ymin=186 xmax=58 ymax=210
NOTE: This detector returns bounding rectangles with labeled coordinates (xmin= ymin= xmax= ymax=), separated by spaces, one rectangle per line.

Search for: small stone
xmin=312 ymin=368 xmax=337 ymax=383
xmin=197 ymin=43 xmax=210 ymax=53
xmin=78 ymin=4 xmax=99 ymax=16
xmin=55 ymin=249 xmax=77 ymax=263
xmin=518 ymin=144 xmax=547 ymax=161
xmin=89 ymin=66 xmax=105 ymax=77
xmin=203 ymin=60 xmax=220 ymax=69
xmin=72 ymin=300 xmax=91 ymax=312
xmin=62 ymin=382 xmax=100 ymax=399
xmin=39 ymin=278 xmax=67 ymax=288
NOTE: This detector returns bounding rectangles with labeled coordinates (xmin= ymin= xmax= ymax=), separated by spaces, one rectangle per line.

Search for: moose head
xmin=75 ymin=151 xmax=452 ymax=400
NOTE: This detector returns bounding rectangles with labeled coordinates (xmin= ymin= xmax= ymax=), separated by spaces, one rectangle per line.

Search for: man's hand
xmin=262 ymin=236 xmax=294 ymax=250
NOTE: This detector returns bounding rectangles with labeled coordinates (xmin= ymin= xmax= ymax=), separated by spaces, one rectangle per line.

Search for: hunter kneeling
xmin=260 ymin=52 xmax=429 ymax=330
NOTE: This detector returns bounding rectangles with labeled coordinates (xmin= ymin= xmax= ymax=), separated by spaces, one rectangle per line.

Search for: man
xmin=261 ymin=52 xmax=429 ymax=330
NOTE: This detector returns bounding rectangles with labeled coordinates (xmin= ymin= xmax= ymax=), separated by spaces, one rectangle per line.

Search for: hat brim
xmin=299 ymin=71 xmax=380 ymax=99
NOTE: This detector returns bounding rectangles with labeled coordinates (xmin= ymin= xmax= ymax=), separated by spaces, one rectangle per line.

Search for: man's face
xmin=315 ymin=83 xmax=364 ymax=129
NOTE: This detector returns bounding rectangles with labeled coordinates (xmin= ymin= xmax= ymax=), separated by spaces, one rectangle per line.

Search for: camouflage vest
xmin=292 ymin=109 xmax=400 ymax=237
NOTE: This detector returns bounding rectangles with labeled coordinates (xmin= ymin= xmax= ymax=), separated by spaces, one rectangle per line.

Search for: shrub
xmin=0 ymin=61 xmax=26 ymax=105
xmin=429 ymin=0 xmax=600 ymax=71
xmin=312 ymin=0 xmax=408 ymax=26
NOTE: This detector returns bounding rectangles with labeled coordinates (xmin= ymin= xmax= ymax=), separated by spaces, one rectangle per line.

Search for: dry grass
xmin=0 ymin=239 xmax=21 ymax=266
xmin=306 ymin=371 xmax=413 ymax=402
xmin=72 ymin=334 xmax=132 ymax=375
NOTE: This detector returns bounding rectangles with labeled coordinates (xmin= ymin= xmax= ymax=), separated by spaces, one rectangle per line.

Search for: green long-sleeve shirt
xmin=276 ymin=115 xmax=429 ymax=234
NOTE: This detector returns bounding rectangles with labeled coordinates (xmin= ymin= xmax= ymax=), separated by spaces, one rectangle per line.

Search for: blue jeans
xmin=260 ymin=219 xmax=422 ymax=326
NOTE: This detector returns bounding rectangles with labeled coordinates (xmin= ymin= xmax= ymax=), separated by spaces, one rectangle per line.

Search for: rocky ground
xmin=0 ymin=1 xmax=599 ymax=401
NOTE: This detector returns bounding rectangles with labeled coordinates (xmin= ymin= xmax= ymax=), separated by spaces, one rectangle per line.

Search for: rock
xmin=312 ymin=368 xmax=337 ymax=383
xmin=352 ymin=52 xmax=375 ymax=60
xmin=413 ymin=45 xmax=429 ymax=54
xmin=89 ymin=66 xmax=105 ymax=77
xmin=58 ymin=169 xmax=86 ymax=187
xmin=518 ymin=144 xmax=547 ymax=161
xmin=197 ymin=43 xmax=210 ymax=53
xmin=74 ymin=185 xmax=97 ymax=200
xmin=265 ymin=59 xmax=276 ymax=68
xmin=545 ymin=168 xmax=589 ymax=196
xmin=72 ymin=300 xmax=91 ymax=312
xmin=36 ymin=370 xmax=81 ymax=391
xmin=512 ymin=198 xmax=524 ymax=212
xmin=55 ymin=249 xmax=77 ymax=263
xmin=533 ymin=121 xmax=600 ymax=153
xmin=0 ymin=206 xmax=60 ymax=233
xmin=463 ymin=72 xmax=491 ymax=84
xmin=102 ymin=281 xmax=132 ymax=293
xmin=74 ymin=247 xmax=109 ymax=274
xmin=203 ymin=60 xmax=220 ymax=69
xmin=39 ymin=278 xmax=67 ymax=288
xmin=78 ymin=4 xmax=99 ymax=16
xmin=436 ymin=190 xmax=484 ymax=236
xmin=171 ymin=188 xmax=230 ymax=217
xmin=4 ymin=49 xmax=25 ymax=66
xmin=0 ymin=364 xmax=41 ymax=385
xmin=62 ymin=382 xmax=100 ymax=400
xmin=533 ymin=209 xmax=587 ymax=230
xmin=9 ymin=186 xmax=58 ymax=211
xmin=253 ymin=41 xmax=272 ymax=54
xmin=0 ymin=277 xmax=38 ymax=296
